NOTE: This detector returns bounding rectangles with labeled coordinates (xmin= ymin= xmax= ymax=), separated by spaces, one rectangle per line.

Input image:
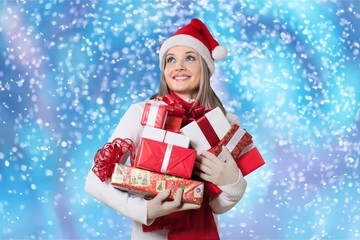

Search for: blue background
xmin=0 ymin=0 xmax=359 ymax=239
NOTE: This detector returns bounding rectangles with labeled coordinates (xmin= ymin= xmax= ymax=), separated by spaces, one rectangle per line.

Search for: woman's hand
xmin=194 ymin=146 xmax=239 ymax=186
xmin=147 ymin=188 xmax=200 ymax=221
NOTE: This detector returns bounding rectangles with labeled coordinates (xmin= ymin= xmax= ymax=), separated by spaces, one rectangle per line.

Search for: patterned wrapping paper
xmin=210 ymin=123 xmax=265 ymax=177
xmin=210 ymin=123 xmax=253 ymax=160
xmin=111 ymin=163 xmax=204 ymax=205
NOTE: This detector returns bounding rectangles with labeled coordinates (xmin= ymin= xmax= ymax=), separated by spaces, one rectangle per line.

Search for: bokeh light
xmin=1 ymin=0 xmax=359 ymax=239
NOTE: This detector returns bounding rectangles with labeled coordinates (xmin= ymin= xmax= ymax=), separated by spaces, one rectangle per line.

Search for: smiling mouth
xmin=173 ymin=76 xmax=190 ymax=81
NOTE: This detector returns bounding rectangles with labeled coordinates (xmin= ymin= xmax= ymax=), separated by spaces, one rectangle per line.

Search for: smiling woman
xmin=84 ymin=18 xmax=264 ymax=240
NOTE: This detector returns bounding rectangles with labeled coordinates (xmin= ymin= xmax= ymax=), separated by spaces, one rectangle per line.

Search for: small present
xmin=210 ymin=124 xmax=265 ymax=176
xmin=135 ymin=138 xmax=196 ymax=179
xmin=205 ymin=124 xmax=265 ymax=195
xmin=141 ymin=101 xmax=168 ymax=129
xmin=111 ymin=163 xmax=204 ymax=205
xmin=152 ymin=95 xmax=186 ymax=132
xmin=180 ymin=107 xmax=231 ymax=153
xmin=210 ymin=124 xmax=253 ymax=160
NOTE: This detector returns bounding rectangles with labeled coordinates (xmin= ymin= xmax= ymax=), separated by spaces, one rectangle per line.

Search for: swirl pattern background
xmin=0 ymin=0 xmax=359 ymax=239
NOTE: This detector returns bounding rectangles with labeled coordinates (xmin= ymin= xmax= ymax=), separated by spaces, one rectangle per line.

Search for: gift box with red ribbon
xmin=210 ymin=123 xmax=265 ymax=176
xmin=210 ymin=123 xmax=253 ymax=160
xmin=135 ymin=126 xmax=196 ymax=179
xmin=180 ymin=107 xmax=231 ymax=153
xmin=111 ymin=163 xmax=204 ymax=205
xmin=141 ymin=101 xmax=168 ymax=129
xmin=141 ymin=98 xmax=186 ymax=132
xmin=155 ymin=96 xmax=186 ymax=133
xmin=205 ymin=124 xmax=265 ymax=195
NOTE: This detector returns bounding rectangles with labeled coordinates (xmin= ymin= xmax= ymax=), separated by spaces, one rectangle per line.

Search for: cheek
xmin=163 ymin=69 xmax=171 ymax=83
xmin=192 ymin=67 xmax=201 ymax=82
xmin=163 ymin=66 xmax=171 ymax=78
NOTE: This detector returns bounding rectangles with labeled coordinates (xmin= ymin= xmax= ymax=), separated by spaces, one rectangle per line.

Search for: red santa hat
xmin=159 ymin=18 xmax=228 ymax=75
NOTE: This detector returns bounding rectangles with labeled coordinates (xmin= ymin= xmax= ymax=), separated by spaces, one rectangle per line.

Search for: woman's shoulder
xmin=131 ymin=100 xmax=148 ymax=107
xmin=225 ymin=111 xmax=241 ymax=126
xmin=128 ymin=100 xmax=153 ymax=111
xmin=125 ymin=99 xmax=161 ymax=118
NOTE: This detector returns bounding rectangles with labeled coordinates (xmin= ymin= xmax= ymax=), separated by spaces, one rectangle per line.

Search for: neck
xmin=169 ymin=91 xmax=197 ymax=101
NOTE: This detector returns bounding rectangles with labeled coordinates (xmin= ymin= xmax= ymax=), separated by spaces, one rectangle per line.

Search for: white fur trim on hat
xmin=159 ymin=34 xmax=215 ymax=74
xmin=212 ymin=45 xmax=228 ymax=60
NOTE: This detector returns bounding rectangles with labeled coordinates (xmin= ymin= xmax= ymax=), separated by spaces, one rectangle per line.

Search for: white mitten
xmin=147 ymin=188 xmax=200 ymax=221
xmin=194 ymin=146 xmax=240 ymax=186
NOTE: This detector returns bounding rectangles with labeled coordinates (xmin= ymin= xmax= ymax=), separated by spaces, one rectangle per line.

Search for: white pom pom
xmin=212 ymin=45 xmax=228 ymax=60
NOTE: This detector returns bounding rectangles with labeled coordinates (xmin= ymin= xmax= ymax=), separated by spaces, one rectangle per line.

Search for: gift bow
xmin=155 ymin=95 xmax=185 ymax=117
xmin=92 ymin=138 xmax=135 ymax=182
xmin=183 ymin=105 xmax=206 ymax=125
xmin=156 ymin=94 xmax=206 ymax=126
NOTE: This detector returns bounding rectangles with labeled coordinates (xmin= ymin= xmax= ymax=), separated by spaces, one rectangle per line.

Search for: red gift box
xmin=164 ymin=116 xmax=183 ymax=133
xmin=111 ymin=163 xmax=204 ymax=205
xmin=154 ymin=95 xmax=186 ymax=133
xmin=135 ymin=138 xmax=196 ymax=179
xmin=205 ymin=124 xmax=265 ymax=195
xmin=141 ymin=101 xmax=168 ymax=129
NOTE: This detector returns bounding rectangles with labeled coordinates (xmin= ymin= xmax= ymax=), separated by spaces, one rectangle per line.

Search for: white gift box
xmin=141 ymin=125 xmax=190 ymax=148
xmin=180 ymin=107 xmax=231 ymax=153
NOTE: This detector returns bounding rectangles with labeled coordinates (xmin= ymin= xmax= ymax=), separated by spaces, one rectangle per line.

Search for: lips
xmin=173 ymin=75 xmax=190 ymax=81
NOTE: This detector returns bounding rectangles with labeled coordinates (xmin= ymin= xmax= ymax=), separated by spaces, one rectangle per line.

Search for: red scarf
xmin=142 ymin=92 xmax=220 ymax=240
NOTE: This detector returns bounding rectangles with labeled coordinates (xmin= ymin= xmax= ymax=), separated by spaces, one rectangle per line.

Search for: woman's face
xmin=164 ymin=46 xmax=201 ymax=99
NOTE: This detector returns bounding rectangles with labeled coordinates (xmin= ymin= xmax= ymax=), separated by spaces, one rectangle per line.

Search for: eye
xmin=186 ymin=55 xmax=196 ymax=61
xmin=166 ymin=56 xmax=175 ymax=63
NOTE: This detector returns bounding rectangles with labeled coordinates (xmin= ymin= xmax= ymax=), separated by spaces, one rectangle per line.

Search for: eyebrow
xmin=166 ymin=51 xmax=198 ymax=57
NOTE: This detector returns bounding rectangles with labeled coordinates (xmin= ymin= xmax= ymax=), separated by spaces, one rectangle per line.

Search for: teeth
xmin=174 ymin=76 xmax=189 ymax=80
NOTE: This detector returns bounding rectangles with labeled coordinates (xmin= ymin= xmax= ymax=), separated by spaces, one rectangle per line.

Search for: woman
xmin=85 ymin=18 xmax=248 ymax=240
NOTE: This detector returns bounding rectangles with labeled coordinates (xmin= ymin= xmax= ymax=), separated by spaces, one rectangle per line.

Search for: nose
xmin=175 ymin=60 xmax=185 ymax=71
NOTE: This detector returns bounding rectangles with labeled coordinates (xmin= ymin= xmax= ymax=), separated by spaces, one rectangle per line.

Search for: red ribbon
xmin=183 ymin=105 xmax=206 ymax=125
xmin=197 ymin=115 xmax=220 ymax=148
xmin=156 ymin=95 xmax=185 ymax=117
xmin=92 ymin=138 xmax=135 ymax=182
xmin=156 ymin=94 xmax=206 ymax=127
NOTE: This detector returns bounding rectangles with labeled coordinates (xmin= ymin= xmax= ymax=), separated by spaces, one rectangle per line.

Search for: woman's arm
xmin=208 ymin=111 xmax=247 ymax=214
xmin=208 ymin=170 xmax=247 ymax=214
xmin=84 ymin=102 xmax=154 ymax=225
xmin=195 ymin=147 xmax=247 ymax=215
xmin=85 ymin=169 xmax=152 ymax=224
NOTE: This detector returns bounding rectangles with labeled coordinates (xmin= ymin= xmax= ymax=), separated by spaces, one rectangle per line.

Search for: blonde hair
xmin=153 ymin=53 xmax=226 ymax=114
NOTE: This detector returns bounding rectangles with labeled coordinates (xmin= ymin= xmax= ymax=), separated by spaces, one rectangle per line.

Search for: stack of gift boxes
xmin=111 ymin=99 xmax=265 ymax=205
xmin=111 ymin=100 xmax=204 ymax=205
